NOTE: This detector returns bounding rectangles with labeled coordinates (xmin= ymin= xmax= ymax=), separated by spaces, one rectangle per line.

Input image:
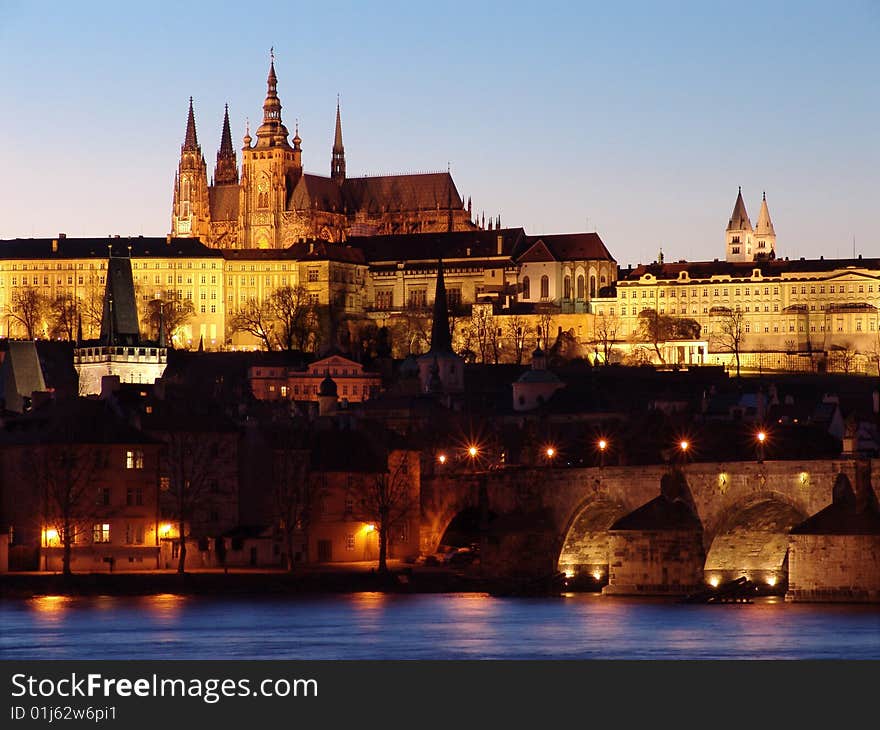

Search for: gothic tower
xmin=239 ymin=52 xmax=299 ymax=249
xmin=213 ymin=104 xmax=239 ymax=185
xmin=725 ymin=187 xmax=754 ymax=263
xmin=331 ymin=99 xmax=346 ymax=185
xmin=171 ymin=98 xmax=210 ymax=239
xmin=753 ymin=192 xmax=776 ymax=260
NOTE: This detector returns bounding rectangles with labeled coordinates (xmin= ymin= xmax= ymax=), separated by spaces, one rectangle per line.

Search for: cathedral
xmin=171 ymin=56 xmax=476 ymax=248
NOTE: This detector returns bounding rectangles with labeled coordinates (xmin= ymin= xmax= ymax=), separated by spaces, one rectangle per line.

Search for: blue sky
xmin=0 ymin=1 xmax=876 ymax=265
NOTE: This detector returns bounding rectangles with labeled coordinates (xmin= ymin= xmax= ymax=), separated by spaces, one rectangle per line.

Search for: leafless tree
xmin=229 ymin=297 xmax=275 ymax=351
xmin=592 ymin=312 xmax=619 ymax=365
xmin=868 ymin=332 xmax=880 ymax=377
xmin=829 ymin=342 xmax=858 ymax=374
xmin=711 ymin=308 xmax=746 ymax=377
xmin=638 ymin=308 xmax=701 ymax=366
xmin=535 ymin=305 xmax=558 ymax=349
xmin=48 ymin=293 xmax=79 ymax=341
xmin=28 ymin=440 xmax=105 ymax=575
xmin=269 ymin=285 xmax=314 ymax=352
xmin=354 ymin=451 xmax=416 ymax=574
xmin=504 ymin=315 xmax=531 ymax=365
xmin=143 ymin=297 xmax=195 ymax=347
xmin=78 ymin=280 xmax=105 ymax=340
xmin=7 ymin=287 xmax=48 ymax=339
xmin=468 ymin=305 xmax=501 ymax=364
xmin=271 ymin=436 xmax=323 ymax=571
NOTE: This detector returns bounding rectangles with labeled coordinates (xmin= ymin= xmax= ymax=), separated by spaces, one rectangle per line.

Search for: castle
xmin=171 ymin=55 xmax=476 ymax=249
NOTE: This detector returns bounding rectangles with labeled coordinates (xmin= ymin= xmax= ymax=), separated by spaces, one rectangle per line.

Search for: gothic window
xmin=589 ymin=276 xmax=596 ymax=298
xmin=563 ymin=276 xmax=571 ymax=300
xmin=540 ymin=275 xmax=549 ymax=299
xmin=522 ymin=276 xmax=530 ymax=299
xmin=576 ymin=275 xmax=585 ymax=299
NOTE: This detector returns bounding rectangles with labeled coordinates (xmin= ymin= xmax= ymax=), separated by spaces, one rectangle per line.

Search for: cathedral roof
xmin=727 ymin=187 xmax=752 ymax=231
xmin=209 ymin=184 xmax=240 ymax=221
xmin=288 ymin=173 xmax=344 ymax=211
xmin=341 ymin=172 xmax=462 ymax=214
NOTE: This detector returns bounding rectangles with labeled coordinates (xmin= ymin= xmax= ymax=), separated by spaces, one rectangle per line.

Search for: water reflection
xmin=2 ymin=594 xmax=878 ymax=660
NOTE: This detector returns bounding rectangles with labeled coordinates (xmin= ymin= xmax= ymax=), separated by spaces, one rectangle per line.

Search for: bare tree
xmin=271 ymin=436 xmax=324 ymax=571
xmin=229 ymin=297 xmax=275 ymax=351
xmin=79 ymin=280 xmax=105 ymax=340
xmin=711 ymin=308 xmax=746 ymax=377
xmin=535 ymin=305 xmax=558 ymax=349
xmin=142 ymin=298 xmax=195 ymax=347
xmin=29 ymin=440 xmax=105 ymax=575
xmin=868 ymin=332 xmax=880 ymax=377
xmin=638 ymin=309 xmax=701 ymax=366
xmin=468 ymin=304 xmax=501 ymax=364
xmin=592 ymin=312 xmax=619 ymax=365
xmin=269 ymin=285 xmax=314 ymax=352
xmin=390 ymin=305 xmax=431 ymax=357
xmin=354 ymin=450 xmax=416 ymax=574
xmin=504 ymin=315 xmax=531 ymax=365
xmin=48 ymin=293 xmax=79 ymax=341
xmin=829 ymin=342 xmax=858 ymax=374
xmin=7 ymin=287 xmax=48 ymax=339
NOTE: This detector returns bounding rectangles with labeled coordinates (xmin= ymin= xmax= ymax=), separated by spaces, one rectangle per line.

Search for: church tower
xmin=331 ymin=99 xmax=346 ymax=185
xmin=239 ymin=52 xmax=299 ymax=249
xmin=213 ymin=104 xmax=239 ymax=185
xmin=171 ymin=98 xmax=210 ymax=239
xmin=418 ymin=259 xmax=464 ymax=395
xmin=725 ymin=187 xmax=754 ymax=263
xmin=753 ymin=192 xmax=776 ymax=260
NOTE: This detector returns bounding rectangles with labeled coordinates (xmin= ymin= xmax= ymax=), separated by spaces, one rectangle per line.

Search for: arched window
xmin=576 ymin=275 xmax=585 ymax=299
xmin=540 ymin=275 xmax=549 ymax=299
xmin=563 ymin=276 xmax=571 ymax=299
xmin=522 ymin=276 xmax=530 ymax=299
xmin=589 ymin=275 xmax=596 ymax=298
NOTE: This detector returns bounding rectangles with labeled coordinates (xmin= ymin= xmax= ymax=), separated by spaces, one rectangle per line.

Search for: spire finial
xmin=763 ymin=190 xmax=766 ymax=201
xmin=270 ymin=46 xmax=274 ymax=63
xmin=183 ymin=97 xmax=199 ymax=151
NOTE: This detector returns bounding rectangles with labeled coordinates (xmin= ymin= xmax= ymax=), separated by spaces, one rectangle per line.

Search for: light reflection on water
xmin=1 ymin=593 xmax=878 ymax=660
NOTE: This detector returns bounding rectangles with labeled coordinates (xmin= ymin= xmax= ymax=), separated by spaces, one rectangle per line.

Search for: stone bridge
xmin=421 ymin=458 xmax=870 ymax=589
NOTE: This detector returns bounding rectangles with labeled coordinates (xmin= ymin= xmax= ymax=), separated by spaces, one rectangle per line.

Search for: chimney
xmin=496 ymin=235 xmax=503 ymax=255
xmin=51 ymin=239 xmax=58 ymax=253
xmin=58 ymin=232 xmax=67 ymax=239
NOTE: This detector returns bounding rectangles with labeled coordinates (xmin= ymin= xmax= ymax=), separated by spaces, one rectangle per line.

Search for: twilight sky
xmin=0 ymin=1 xmax=876 ymax=265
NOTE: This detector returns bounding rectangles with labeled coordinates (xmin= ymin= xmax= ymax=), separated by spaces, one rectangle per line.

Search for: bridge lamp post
xmin=597 ymin=439 xmax=608 ymax=469
xmin=544 ymin=446 xmax=556 ymax=465
xmin=678 ymin=440 xmax=689 ymax=467
xmin=756 ymin=431 xmax=766 ymax=464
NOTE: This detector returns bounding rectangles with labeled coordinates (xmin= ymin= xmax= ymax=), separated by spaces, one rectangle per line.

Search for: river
xmin=1 ymin=593 xmax=878 ymax=660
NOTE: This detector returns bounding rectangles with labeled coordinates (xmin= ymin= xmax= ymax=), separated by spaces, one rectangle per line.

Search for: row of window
xmin=622 ymin=283 xmax=876 ymax=298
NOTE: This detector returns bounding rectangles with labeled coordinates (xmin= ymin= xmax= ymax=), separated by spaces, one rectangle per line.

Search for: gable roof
xmin=517 ymin=233 xmax=615 ymax=263
xmin=289 ymin=173 xmax=344 ymax=212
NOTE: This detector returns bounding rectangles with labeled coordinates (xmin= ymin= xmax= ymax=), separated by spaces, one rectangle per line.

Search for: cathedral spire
xmin=727 ymin=186 xmax=752 ymax=231
xmin=255 ymin=49 xmax=290 ymax=147
xmin=331 ymin=97 xmax=346 ymax=184
xmin=429 ymin=259 xmax=452 ymax=353
xmin=183 ymin=97 xmax=198 ymax=151
xmin=755 ymin=192 xmax=775 ymax=235
xmin=214 ymin=104 xmax=239 ymax=185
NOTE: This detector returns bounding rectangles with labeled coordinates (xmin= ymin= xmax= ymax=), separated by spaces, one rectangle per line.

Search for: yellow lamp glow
xmin=766 ymin=575 xmax=777 ymax=587
xmin=679 ymin=440 xmax=689 ymax=452
xmin=598 ymin=439 xmax=607 ymax=451
xmin=757 ymin=431 xmax=766 ymax=443
xmin=468 ymin=446 xmax=478 ymax=458
xmin=708 ymin=576 xmax=720 ymax=588
xmin=545 ymin=446 xmax=556 ymax=458
xmin=592 ymin=570 xmax=603 ymax=581
xmin=364 ymin=523 xmax=376 ymax=533
xmin=563 ymin=569 xmax=575 ymax=579
xmin=158 ymin=523 xmax=173 ymax=537
xmin=438 ymin=454 xmax=447 ymax=464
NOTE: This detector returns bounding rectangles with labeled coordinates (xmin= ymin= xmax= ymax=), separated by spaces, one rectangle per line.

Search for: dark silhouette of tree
xmin=229 ymin=297 xmax=275 ymax=351
xmin=592 ymin=312 xmax=619 ymax=365
xmin=637 ymin=309 xmax=701 ymax=365
xmin=7 ymin=287 xmax=48 ymax=339
xmin=355 ymin=450 xmax=416 ymax=574
xmin=144 ymin=298 xmax=195 ymax=346
xmin=711 ymin=308 xmax=746 ymax=377
xmin=269 ymin=285 xmax=314 ymax=352
xmin=505 ymin=315 xmax=531 ymax=365
xmin=48 ymin=293 xmax=79 ymax=341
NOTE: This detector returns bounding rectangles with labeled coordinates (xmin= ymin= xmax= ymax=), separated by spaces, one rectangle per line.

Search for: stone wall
xmin=603 ymin=529 xmax=705 ymax=596
xmin=787 ymin=534 xmax=880 ymax=602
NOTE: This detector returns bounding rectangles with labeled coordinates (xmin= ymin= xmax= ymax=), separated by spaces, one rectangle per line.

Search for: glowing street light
xmin=679 ymin=440 xmax=689 ymax=452
xmin=756 ymin=430 xmax=767 ymax=463
xmin=545 ymin=446 xmax=556 ymax=459
xmin=597 ymin=438 xmax=608 ymax=468
xmin=467 ymin=445 xmax=478 ymax=459
xmin=437 ymin=454 xmax=447 ymax=465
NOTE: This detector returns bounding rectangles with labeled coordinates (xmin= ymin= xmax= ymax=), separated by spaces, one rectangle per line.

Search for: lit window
xmin=126 ymin=450 xmax=144 ymax=470
xmin=93 ymin=523 xmax=111 ymax=544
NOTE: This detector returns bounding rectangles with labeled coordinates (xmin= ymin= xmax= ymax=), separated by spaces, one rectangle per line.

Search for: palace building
xmin=171 ymin=55 xmax=477 ymax=249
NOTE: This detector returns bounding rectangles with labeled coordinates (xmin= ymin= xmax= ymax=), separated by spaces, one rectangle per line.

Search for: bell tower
xmin=239 ymin=50 xmax=298 ymax=249
xmin=725 ymin=187 xmax=753 ymax=263
xmin=171 ymin=97 xmax=210 ymax=239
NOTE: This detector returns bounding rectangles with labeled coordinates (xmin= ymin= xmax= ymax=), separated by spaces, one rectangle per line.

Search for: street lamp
xmin=437 ymin=453 xmax=447 ymax=465
xmin=756 ymin=430 xmax=766 ymax=464
xmin=678 ymin=439 xmax=690 ymax=466
xmin=597 ymin=438 xmax=608 ymax=468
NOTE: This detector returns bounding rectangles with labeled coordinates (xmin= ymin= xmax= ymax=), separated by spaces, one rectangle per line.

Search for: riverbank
xmin=0 ymin=566 xmax=492 ymax=599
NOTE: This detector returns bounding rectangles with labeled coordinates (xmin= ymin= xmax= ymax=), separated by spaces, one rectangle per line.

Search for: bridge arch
xmin=556 ymin=497 xmax=629 ymax=582
xmin=704 ymin=493 xmax=808 ymax=589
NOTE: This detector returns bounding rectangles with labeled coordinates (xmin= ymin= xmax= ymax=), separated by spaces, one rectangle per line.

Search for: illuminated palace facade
xmin=170 ymin=56 xmax=476 ymax=249
xmin=591 ymin=190 xmax=880 ymax=370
